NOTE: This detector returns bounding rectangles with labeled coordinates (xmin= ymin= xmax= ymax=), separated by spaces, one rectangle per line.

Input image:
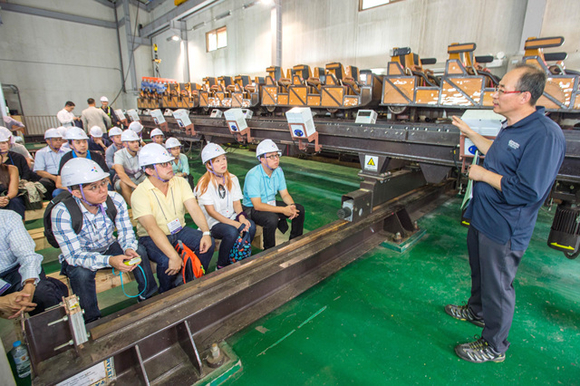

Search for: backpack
xmin=174 ymin=240 xmax=205 ymax=285
xmin=43 ymin=191 xmax=117 ymax=249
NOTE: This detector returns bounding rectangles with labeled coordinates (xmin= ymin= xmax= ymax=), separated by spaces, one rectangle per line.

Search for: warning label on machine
xmin=364 ymin=155 xmax=378 ymax=172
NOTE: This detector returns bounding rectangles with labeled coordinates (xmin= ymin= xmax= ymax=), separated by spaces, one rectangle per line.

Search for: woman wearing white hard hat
xmin=0 ymin=126 xmax=40 ymax=183
xmin=0 ymin=126 xmax=34 ymax=167
xmin=150 ymin=128 xmax=165 ymax=145
xmin=196 ymin=143 xmax=256 ymax=269
xmin=131 ymin=143 xmax=215 ymax=293
xmin=241 ymin=138 xmax=305 ymax=250
xmin=54 ymin=157 xmax=158 ymax=322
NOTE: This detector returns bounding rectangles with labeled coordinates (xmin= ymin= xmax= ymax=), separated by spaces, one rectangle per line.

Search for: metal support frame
xmin=137 ymin=114 xmax=580 ymax=184
xmin=29 ymin=176 xmax=453 ymax=384
xmin=271 ymin=0 xmax=282 ymax=67
xmin=123 ymin=0 xmax=139 ymax=93
xmin=0 ymin=2 xmax=116 ymax=29
xmin=139 ymin=0 xmax=221 ymax=39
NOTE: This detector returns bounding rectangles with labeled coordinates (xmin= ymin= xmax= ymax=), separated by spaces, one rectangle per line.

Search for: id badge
xmin=267 ymin=200 xmax=276 ymax=206
xmin=0 ymin=278 xmax=11 ymax=295
xmin=167 ymin=218 xmax=183 ymax=235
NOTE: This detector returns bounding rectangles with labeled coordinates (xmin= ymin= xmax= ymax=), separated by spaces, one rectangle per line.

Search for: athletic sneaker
xmin=455 ymin=336 xmax=505 ymax=363
xmin=444 ymin=304 xmax=485 ymax=328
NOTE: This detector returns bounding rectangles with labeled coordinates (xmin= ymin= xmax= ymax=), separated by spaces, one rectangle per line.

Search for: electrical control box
xmin=355 ymin=109 xmax=377 ymax=124
xmin=460 ymin=110 xmax=503 ymax=156
xmin=285 ymin=107 xmax=316 ymax=138
xmin=224 ymin=108 xmax=248 ymax=132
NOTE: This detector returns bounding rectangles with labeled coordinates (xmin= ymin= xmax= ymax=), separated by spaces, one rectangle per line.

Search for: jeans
xmin=1 ymin=265 xmax=67 ymax=316
xmin=138 ymin=227 xmax=215 ymax=293
xmin=61 ymin=243 xmax=158 ymax=323
xmin=244 ymin=201 xmax=305 ymax=250
xmin=211 ymin=220 xmax=256 ymax=267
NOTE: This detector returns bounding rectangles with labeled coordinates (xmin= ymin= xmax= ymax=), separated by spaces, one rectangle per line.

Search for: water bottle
xmin=11 ymin=340 xmax=31 ymax=378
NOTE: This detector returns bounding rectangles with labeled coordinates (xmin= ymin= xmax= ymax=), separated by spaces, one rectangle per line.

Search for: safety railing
xmin=21 ymin=115 xmax=60 ymax=136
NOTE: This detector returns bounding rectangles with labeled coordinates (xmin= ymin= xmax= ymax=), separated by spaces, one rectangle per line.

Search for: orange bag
xmin=175 ymin=240 xmax=205 ymax=284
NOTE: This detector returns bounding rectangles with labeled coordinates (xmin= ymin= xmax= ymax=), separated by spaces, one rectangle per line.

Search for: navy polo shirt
xmin=465 ymin=107 xmax=566 ymax=250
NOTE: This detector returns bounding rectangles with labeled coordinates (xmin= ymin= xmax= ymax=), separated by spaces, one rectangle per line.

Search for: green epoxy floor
xmin=224 ymin=197 xmax=580 ymax=384
xmin=4 ymin=146 xmax=580 ymax=385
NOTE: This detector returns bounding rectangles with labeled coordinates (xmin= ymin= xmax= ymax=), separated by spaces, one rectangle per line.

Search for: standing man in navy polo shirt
xmin=446 ymin=63 xmax=566 ymax=363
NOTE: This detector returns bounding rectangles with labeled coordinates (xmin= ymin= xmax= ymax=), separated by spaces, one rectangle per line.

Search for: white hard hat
xmin=100 ymin=96 xmax=109 ymax=102
xmin=0 ymin=127 xmax=13 ymax=143
xmin=89 ymin=126 xmax=103 ymax=138
xmin=129 ymin=121 xmax=143 ymax=133
xmin=44 ymin=128 xmax=62 ymax=139
xmin=256 ymin=139 xmax=281 ymax=159
xmin=109 ymin=126 xmax=123 ymax=136
xmin=150 ymin=128 xmax=164 ymax=138
xmin=56 ymin=127 xmax=68 ymax=138
xmin=65 ymin=127 xmax=89 ymax=140
xmin=201 ymin=142 xmax=226 ymax=164
xmin=165 ymin=137 xmax=181 ymax=149
xmin=138 ymin=143 xmax=174 ymax=168
xmin=61 ymin=158 xmax=110 ymax=187
xmin=121 ymin=129 xmax=140 ymax=142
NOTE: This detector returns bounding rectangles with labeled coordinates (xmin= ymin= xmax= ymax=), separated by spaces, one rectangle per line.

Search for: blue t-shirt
xmin=242 ymin=164 xmax=287 ymax=207
xmin=465 ymin=107 xmax=566 ymax=250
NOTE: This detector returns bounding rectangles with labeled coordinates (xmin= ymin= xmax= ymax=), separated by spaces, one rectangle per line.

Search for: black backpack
xmin=43 ymin=191 xmax=117 ymax=249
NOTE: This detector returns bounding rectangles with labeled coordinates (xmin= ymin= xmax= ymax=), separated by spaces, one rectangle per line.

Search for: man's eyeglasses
xmin=494 ymin=86 xmax=523 ymax=95
xmin=264 ymin=154 xmax=280 ymax=160
xmin=83 ymin=180 xmax=108 ymax=192
xmin=157 ymin=162 xmax=172 ymax=168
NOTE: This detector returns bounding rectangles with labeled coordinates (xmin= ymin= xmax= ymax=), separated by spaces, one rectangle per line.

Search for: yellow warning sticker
xmin=364 ymin=155 xmax=379 ymax=172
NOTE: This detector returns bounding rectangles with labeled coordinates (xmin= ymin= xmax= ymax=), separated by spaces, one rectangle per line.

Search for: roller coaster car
xmin=230 ymin=75 xmax=263 ymax=108
xmin=162 ymin=83 xmax=180 ymax=109
xmin=177 ymin=82 xmax=200 ymax=109
xmin=261 ymin=66 xmax=292 ymax=109
xmin=522 ymin=36 xmax=580 ymax=111
xmin=208 ymin=76 xmax=233 ymax=108
xmin=199 ymin=77 xmax=217 ymax=109
xmin=381 ymin=44 xmax=496 ymax=111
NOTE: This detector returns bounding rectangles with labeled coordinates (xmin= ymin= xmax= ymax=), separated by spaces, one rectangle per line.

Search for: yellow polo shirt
xmin=131 ymin=176 xmax=196 ymax=237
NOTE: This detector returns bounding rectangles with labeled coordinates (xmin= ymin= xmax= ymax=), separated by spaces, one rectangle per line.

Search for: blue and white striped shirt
xmin=51 ymin=192 xmax=138 ymax=271
xmin=0 ymin=209 xmax=42 ymax=285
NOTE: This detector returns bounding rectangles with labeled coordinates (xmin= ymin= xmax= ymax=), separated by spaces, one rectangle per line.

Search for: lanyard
xmin=152 ymin=185 xmax=177 ymax=221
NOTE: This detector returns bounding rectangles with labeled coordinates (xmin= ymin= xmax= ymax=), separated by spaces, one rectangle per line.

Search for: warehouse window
xmin=206 ymin=26 xmax=227 ymax=52
xmin=360 ymin=0 xmax=402 ymax=10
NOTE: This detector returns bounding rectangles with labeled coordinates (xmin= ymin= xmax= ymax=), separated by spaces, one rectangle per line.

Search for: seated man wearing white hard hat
xmin=129 ymin=121 xmax=147 ymax=147
xmin=150 ymin=128 xmax=165 ymax=145
xmin=113 ymin=130 xmax=146 ymax=204
xmin=166 ymin=137 xmax=195 ymax=189
xmin=56 ymin=127 xmax=110 ymax=190
xmin=242 ymin=139 xmax=305 ymax=250
xmin=99 ymin=96 xmax=121 ymax=128
xmin=131 ymin=143 xmax=215 ymax=293
xmin=88 ymin=126 xmax=110 ymax=154
xmin=105 ymin=127 xmax=123 ymax=170
xmin=33 ymin=128 xmax=70 ymax=198
xmin=51 ymin=158 xmax=158 ymax=323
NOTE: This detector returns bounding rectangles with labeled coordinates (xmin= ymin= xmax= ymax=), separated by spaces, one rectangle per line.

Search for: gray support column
xmin=271 ymin=0 xmax=282 ymax=67
xmin=123 ymin=0 xmax=138 ymax=93
xmin=0 ymin=82 xmax=7 ymax=119
xmin=519 ymin=0 xmax=547 ymax=52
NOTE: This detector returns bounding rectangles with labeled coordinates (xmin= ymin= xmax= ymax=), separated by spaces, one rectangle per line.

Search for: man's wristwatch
xmin=202 ymin=231 xmax=211 ymax=237
xmin=23 ymin=279 xmax=37 ymax=287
